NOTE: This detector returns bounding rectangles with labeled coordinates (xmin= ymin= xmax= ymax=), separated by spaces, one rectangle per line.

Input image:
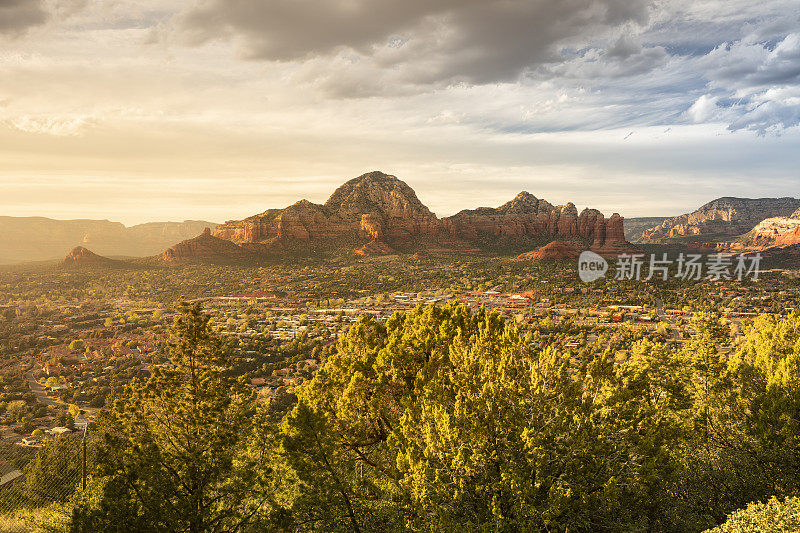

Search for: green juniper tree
xmin=70 ymin=302 xmax=273 ymax=533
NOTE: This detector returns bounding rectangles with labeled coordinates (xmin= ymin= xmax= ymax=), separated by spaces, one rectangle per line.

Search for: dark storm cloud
xmin=181 ymin=0 xmax=652 ymax=87
xmin=0 ymin=0 xmax=88 ymax=37
xmin=0 ymin=0 xmax=48 ymax=36
xmin=549 ymin=36 xmax=670 ymax=80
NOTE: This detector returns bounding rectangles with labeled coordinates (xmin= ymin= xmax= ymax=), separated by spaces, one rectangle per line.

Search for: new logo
xmin=578 ymin=251 xmax=608 ymax=283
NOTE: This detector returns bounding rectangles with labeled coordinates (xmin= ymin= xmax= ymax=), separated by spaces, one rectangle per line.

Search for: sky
xmin=1 ymin=0 xmax=799 ymax=225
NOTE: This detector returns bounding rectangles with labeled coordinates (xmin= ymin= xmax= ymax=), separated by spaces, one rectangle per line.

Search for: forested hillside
xmin=6 ymin=301 xmax=799 ymax=532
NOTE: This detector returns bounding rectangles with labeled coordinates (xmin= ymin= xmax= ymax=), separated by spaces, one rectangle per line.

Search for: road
xmin=25 ymin=370 xmax=100 ymax=418
xmin=25 ymin=370 xmax=57 ymax=407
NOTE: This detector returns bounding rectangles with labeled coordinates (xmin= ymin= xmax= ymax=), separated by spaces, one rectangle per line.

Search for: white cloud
xmin=687 ymin=94 xmax=719 ymax=123
xmin=7 ymin=115 xmax=95 ymax=136
xmin=1 ymin=0 xmax=800 ymax=224
xmin=728 ymin=99 xmax=800 ymax=135
xmin=680 ymin=32 xmax=800 ymax=133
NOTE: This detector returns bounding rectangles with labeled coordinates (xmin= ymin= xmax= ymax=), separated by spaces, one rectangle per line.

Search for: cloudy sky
xmin=1 ymin=0 xmax=799 ymax=225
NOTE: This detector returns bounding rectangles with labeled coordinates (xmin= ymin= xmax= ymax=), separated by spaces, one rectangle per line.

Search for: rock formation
xmin=161 ymin=228 xmax=253 ymax=262
xmin=441 ymin=193 xmax=611 ymax=244
xmin=730 ymin=207 xmax=800 ymax=251
xmin=354 ymin=241 xmax=396 ymax=256
xmin=640 ymin=197 xmax=800 ymax=241
xmin=214 ymin=172 xmax=439 ymax=248
xmin=729 ymin=208 xmax=800 ymax=267
xmin=513 ymin=241 xmax=581 ymax=261
xmin=589 ymin=213 xmax=642 ymax=257
xmin=514 ymin=214 xmax=640 ymax=260
xmin=212 ymin=171 xmax=638 ymax=257
xmin=61 ymin=246 xmax=117 ymax=267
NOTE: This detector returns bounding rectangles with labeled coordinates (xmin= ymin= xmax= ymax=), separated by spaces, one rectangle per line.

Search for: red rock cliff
xmin=641 ymin=197 xmax=800 ymax=241
xmin=161 ymin=228 xmax=253 ymax=262
xmin=214 ymin=172 xmax=440 ymax=247
xmin=212 ymin=171 xmax=636 ymax=255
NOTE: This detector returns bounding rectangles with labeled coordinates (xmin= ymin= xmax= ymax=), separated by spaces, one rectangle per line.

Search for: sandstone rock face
xmin=590 ymin=213 xmax=642 ymax=257
xmin=640 ymin=197 xmax=800 ymax=241
xmin=359 ymin=214 xmax=384 ymax=240
xmin=444 ymin=193 xmax=558 ymax=240
xmin=214 ymin=171 xmax=441 ymax=246
xmin=161 ymin=228 xmax=253 ymax=262
xmin=325 ymin=173 xmax=416 ymax=214
xmin=513 ymin=240 xmax=580 ymax=261
xmin=212 ymin=171 xmax=638 ymax=256
xmin=440 ymin=192 xmax=614 ymax=247
xmin=354 ymin=240 xmax=395 ymax=256
xmin=62 ymin=246 xmax=116 ymax=266
xmin=512 ymin=215 xmax=640 ymax=261
xmin=737 ymin=216 xmax=800 ymax=249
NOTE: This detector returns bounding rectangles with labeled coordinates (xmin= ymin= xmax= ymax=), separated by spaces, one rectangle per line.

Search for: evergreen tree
xmin=70 ymin=302 xmax=270 ymax=533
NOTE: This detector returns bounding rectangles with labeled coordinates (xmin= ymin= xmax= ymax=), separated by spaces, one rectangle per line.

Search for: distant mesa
xmin=161 ymin=227 xmax=255 ymax=262
xmin=624 ymin=216 xmax=670 ymax=241
xmin=212 ymin=170 xmax=640 ymax=258
xmin=0 ymin=217 xmax=219 ymax=264
xmin=639 ymin=197 xmax=800 ymax=242
xmin=61 ymin=246 xmax=117 ymax=267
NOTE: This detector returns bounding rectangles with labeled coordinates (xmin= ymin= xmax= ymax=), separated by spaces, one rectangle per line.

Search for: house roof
xmin=0 ymin=469 xmax=23 ymax=486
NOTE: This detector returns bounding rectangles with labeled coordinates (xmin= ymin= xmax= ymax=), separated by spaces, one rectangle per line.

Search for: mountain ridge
xmin=639 ymin=197 xmax=800 ymax=242
xmin=209 ymin=171 xmax=636 ymax=260
xmin=0 ymin=217 xmax=219 ymax=264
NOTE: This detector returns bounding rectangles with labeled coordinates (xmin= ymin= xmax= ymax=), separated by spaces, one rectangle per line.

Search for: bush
xmin=705 ymin=497 xmax=800 ymax=533
xmin=68 ymin=340 xmax=85 ymax=353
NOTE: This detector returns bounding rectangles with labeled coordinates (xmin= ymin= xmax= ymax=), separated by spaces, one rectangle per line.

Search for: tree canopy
xmin=70 ymin=302 xmax=274 ymax=533
xmin=60 ymin=304 xmax=800 ymax=532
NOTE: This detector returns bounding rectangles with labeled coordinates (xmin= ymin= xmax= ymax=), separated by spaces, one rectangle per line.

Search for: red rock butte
xmin=163 ymin=171 xmax=640 ymax=260
xmin=62 ymin=246 xmax=115 ymax=266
